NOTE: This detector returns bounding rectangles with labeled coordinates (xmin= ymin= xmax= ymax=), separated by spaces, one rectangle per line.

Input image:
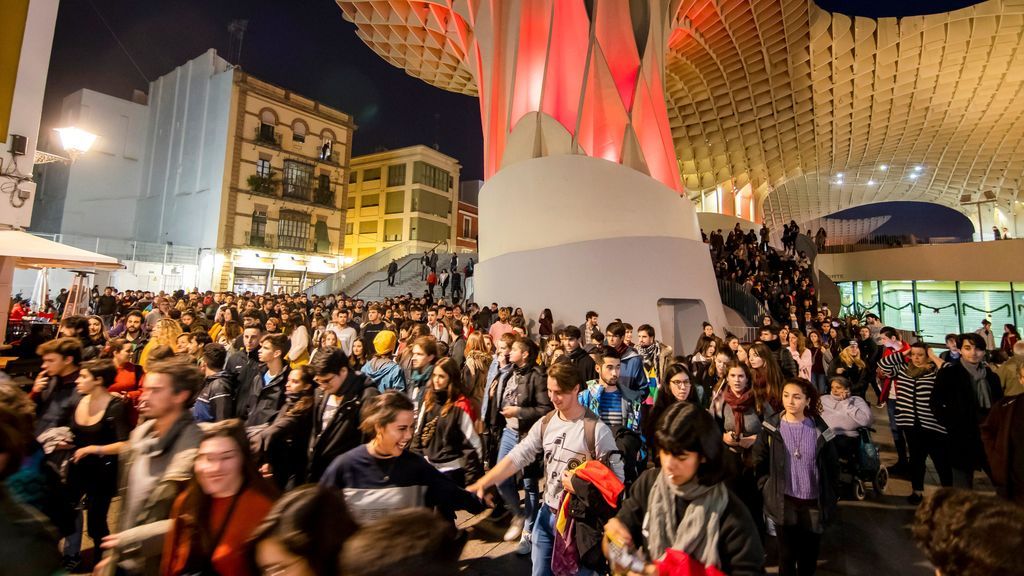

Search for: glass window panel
xmin=385 ymin=191 xmax=405 ymax=214
xmin=359 ymin=220 xmax=378 ymax=235
xmin=387 ymin=164 xmax=406 ymax=187
xmin=282 ymin=160 xmax=313 ymax=200
xmin=411 ymin=189 xmax=450 ymax=218
xmin=915 ymin=281 xmax=960 ymax=343
xmin=364 ymin=167 xmax=381 ymax=181
xmin=362 ymin=194 xmax=379 ymax=208
xmin=880 ymin=281 xmax=915 ymax=331
xmin=410 ymin=218 xmax=449 ymax=243
xmin=853 ymin=281 xmax=880 ymax=317
xmin=959 ymin=282 xmax=1013 ymax=339
xmin=383 ymin=219 xmax=403 ymax=242
xmin=837 ymin=282 xmax=855 ymax=317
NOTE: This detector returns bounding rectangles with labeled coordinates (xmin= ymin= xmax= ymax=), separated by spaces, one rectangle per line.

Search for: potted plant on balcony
xmin=247 ymin=171 xmax=278 ymax=195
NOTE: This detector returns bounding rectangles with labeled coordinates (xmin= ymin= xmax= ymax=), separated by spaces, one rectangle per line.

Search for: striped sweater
xmin=878 ymin=353 xmax=946 ymax=433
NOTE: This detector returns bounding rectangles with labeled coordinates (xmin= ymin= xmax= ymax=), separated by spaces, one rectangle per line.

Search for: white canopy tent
xmin=1 ymin=230 xmax=123 ymax=340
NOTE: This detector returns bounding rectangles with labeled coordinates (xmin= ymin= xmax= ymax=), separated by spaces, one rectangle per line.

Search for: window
xmin=345 ymin=193 xmax=355 ymax=210
xmin=258 ymin=110 xmax=277 ymax=145
xmin=410 ymin=218 xmax=449 ymax=243
xmin=314 ymin=220 xmax=330 ymax=253
xmin=411 ymin=188 xmax=450 ymax=218
xmin=361 ymin=193 xmax=379 ymax=208
xmin=387 ymin=164 xmax=406 ymax=187
xmin=383 ymin=219 xmax=403 ymax=242
xmin=364 ymin=167 xmax=381 ymax=181
xmin=283 ymin=160 xmax=313 ymax=201
xmin=412 ymin=161 xmax=452 ymax=191
xmin=256 ymin=158 xmax=272 ymax=178
xmin=277 ymin=210 xmax=310 ymax=251
xmin=462 ymin=215 xmax=472 ymax=238
xmin=359 ymin=220 xmax=378 ymax=235
xmin=385 ymin=191 xmax=405 ymax=214
xmin=349 ymin=170 xmax=358 ymax=184
xmin=292 ymin=120 xmax=307 ymax=143
xmin=250 ymin=207 xmax=267 ymax=246
xmin=345 ymin=222 xmax=354 ymax=235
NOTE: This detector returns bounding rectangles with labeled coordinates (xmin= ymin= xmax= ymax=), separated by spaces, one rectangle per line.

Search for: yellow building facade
xmin=217 ymin=72 xmax=355 ymax=293
xmin=345 ymin=145 xmax=460 ymax=263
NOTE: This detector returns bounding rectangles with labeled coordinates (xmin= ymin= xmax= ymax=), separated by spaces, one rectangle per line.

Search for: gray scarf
xmin=962 ymin=360 xmax=992 ymax=409
xmin=644 ymin=471 xmax=728 ymax=567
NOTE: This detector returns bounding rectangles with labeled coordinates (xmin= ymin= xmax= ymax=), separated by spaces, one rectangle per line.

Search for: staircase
xmin=305 ymin=239 xmax=477 ymax=299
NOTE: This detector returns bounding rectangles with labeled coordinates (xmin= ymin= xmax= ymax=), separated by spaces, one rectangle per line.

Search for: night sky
xmin=41 ymin=0 xmax=484 ymax=179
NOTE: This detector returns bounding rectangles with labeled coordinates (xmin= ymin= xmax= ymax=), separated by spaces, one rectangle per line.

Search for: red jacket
xmin=878 ymin=341 xmax=910 ymax=402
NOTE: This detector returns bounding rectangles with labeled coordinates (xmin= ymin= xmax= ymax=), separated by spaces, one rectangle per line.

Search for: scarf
xmin=637 ymin=342 xmax=660 ymax=372
xmin=723 ymin=386 xmax=754 ymax=435
xmin=646 ymin=472 xmax=727 ymax=568
xmin=961 ymin=360 xmax=992 ymax=409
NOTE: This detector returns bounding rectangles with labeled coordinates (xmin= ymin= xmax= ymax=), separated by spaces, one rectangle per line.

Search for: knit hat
xmin=373 ymin=330 xmax=397 ymax=355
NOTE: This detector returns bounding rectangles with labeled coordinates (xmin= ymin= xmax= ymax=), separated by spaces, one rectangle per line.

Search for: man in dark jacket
xmin=933 ymin=332 xmax=1004 ymax=489
xmin=228 ymin=325 xmax=262 ymax=417
xmin=31 ymin=337 xmax=82 ymax=437
xmin=307 ymin=347 xmax=379 ymax=482
xmin=194 ymin=344 xmax=234 ymax=423
xmin=560 ymin=326 xmax=596 ymax=391
xmin=484 ymin=336 xmax=552 ymax=550
xmin=244 ymin=333 xmax=290 ymax=428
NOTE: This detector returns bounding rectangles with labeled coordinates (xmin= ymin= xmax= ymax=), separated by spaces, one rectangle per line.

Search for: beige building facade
xmin=345 ymin=145 xmax=460 ymax=263
xmin=218 ymin=72 xmax=355 ymax=293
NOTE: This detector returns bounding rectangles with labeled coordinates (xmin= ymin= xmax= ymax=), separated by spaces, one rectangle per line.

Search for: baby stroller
xmin=836 ymin=427 xmax=888 ymax=500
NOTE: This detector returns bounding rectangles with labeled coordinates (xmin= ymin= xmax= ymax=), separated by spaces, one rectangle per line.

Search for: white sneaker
xmin=503 ymin=516 xmax=524 ymax=542
xmin=516 ymin=532 xmax=532 ymax=556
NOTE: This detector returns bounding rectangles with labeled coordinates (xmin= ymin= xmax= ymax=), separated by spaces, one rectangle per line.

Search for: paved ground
xmin=456 ymin=399 xmax=994 ymax=575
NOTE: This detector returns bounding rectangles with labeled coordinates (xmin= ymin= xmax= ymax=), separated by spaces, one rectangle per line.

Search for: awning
xmin=0 ymin=230 xmax=123 ymax=271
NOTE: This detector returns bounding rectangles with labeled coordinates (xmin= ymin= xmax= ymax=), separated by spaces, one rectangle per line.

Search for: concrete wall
xmin=0 ymin=0 xmax=59 ymax=229
xmin=135 ymin=50 xmax=234 ymax=250
xmin=31 ymin=89 xmax=149 ymax=239
xmin=818 ymin=239 xmax=1024 ymax=282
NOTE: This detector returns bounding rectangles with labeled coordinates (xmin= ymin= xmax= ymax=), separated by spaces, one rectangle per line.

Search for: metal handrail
xmin=305 ymin=238 xmax=450 ymax=297
xmin=351 ymin=246 xmax=476 ymax=299
xmin=717 ymin=279 xmax=770 ymax=326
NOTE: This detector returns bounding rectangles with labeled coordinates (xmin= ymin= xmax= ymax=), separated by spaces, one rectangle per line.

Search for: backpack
xmin=981 ymin=394 xmax=1023 ymax=489
xmin=538 ymin=408 xmax=604 ymax=463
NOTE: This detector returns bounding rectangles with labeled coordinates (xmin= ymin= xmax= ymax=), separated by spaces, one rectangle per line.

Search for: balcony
xmin=243 ymin=231 xmax=332 ymax=255
xmin=282 ymin=182 xmax=312 ymax=202
xmin=247 ymin=173 xmax=278 ymax=196
xmin=313 ymin=187 xmax=335 ymax=207
xmin=254 ymin=126 xmax=281 ymax=147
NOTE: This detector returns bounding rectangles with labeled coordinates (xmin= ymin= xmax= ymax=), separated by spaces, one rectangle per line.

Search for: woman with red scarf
xmin=711 ymin=361 xmax=775 ymax=541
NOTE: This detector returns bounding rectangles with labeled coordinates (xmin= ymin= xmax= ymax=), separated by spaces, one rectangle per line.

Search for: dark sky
xmin=41 ymin=0 xmax=484 ymax=179
xmin=830 ymin=201 xmax=975 ymax=239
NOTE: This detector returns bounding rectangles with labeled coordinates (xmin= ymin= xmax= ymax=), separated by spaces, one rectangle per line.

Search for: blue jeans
xmin=812 ymin=373 xmax=827 ymax=395
xmin=496 ymin=427 xmax=539 ymax=534
xmin=886 ymin=398 xmax=908 ymax=465
xmin=531 ymin=505 xmax=599 ymax=576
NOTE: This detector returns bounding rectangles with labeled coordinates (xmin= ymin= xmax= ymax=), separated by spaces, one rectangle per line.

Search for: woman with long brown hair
xmin=747 ymin=342 xmax=784 ymax=413
xmin=256 ymin=365 xmax=317 ymax=490
xmin=412 ymin=357 xmax=483 ymax=488
xmin=162 ymin=420 xmax=278 ymax=575
xmin=462 ymin=332 xmax=493 ymax=403
xmin=711 ymin=360 xmax=774 ymax=541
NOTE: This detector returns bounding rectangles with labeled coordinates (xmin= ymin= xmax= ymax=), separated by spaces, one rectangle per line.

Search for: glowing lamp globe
xmin=54 ymin=127 xmax=97 ymax=161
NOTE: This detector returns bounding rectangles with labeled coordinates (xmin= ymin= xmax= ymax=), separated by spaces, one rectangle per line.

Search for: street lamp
xmin=53 ymin=127 xmax=97 ymax=162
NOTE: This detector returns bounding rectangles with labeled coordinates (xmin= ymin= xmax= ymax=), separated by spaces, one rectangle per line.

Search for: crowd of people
xmin=2 ymin=253 xmax=1023 ymax=576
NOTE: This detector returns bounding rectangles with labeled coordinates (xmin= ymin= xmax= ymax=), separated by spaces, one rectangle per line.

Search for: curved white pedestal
xmin=475 ymin=155 xmax=726 ymax=352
